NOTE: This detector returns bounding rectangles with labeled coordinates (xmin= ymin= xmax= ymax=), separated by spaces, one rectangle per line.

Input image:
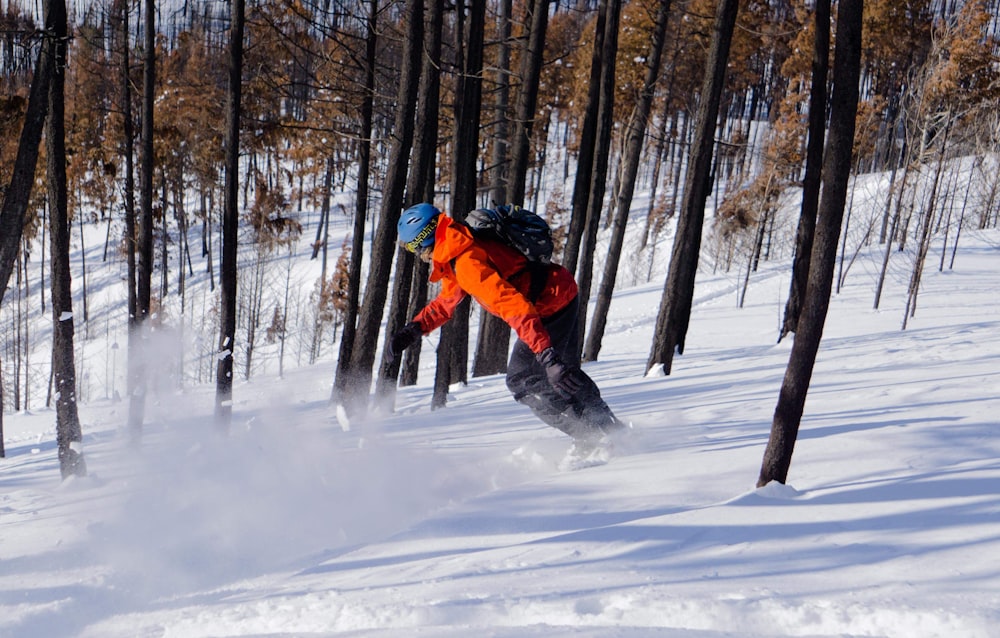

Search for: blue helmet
xmin=398 ymin=203 xmax=440 ymax=253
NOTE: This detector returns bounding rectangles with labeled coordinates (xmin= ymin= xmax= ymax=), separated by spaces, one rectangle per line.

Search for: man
xmin=389 ymin=203 xmax=627 ymax=456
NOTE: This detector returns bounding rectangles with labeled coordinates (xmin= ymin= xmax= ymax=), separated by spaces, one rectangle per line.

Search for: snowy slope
xmin=2 ymin=200 xmax=999 ymax=636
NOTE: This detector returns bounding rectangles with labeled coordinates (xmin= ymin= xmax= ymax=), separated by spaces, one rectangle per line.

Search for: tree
xmin=0 ymin=27 xmax=51 ymax=308
xmin=574 ymin=0 xmax=622 ymax=357
xmin=341 ymin=0 xmax=423 ymax=418
xmin=215 ymin=0 xmax=246 ymax=429
xmin=647 ymin=0 xmax=740 ymax=375
xmin=400 ymin=0 xmax=444 ymax=389
xmin=127 ymin=0 xmax=156 ymax=439
xmin=780 ymin=0 xmax=830 ymax=341
xmin=505 ymin=0 xmax=549 ymax=207
xmin=375 ymin=0 xmax=444 ymax=406
xmin=562 ymin=0 xmax=608 ymax=274
xmin=431 ymin=0 xmax=485 ymax=408
xmin=758 ymin=0 xmax=864 ymax=487
xmin=333 ymin=0 xmax=379 ymax=404
xmin=584 ymin=0 xmax=674 ymax=362
xmin=47 ymin=0 xmax=86 ymax=478
xmin=469 ymin=0 xmax=550 ymax=378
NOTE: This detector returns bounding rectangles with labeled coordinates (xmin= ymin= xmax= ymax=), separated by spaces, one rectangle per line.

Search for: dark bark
xmin=563 ymin=0 xmax=608 ymax=275
xmin=505 ymin=0 xmax=548 ymax=206
xmin=215 ymin=0 xmax=246 ymax=428
xmin=0 ymin=30 xmax=52 ymax=308
xmin=47 ymin=0 xmax=86 ymax=478
xmin=472 ymin=0 xmax=514 ymax=379
xmin=342 ymin=0 xmax=422 ymax=417
xmin=575 ymin=0 xmax=622 ymax=358
xmin=647 ymin=0 xmax=739 ymax=374
xmin=584 ymin=0 xmax=673 ymax=362
xmin=779 ymin=0 xmax=830 ymax=342
xmin=758 ymin=0 xmax=863 ymax=487
xmin=400 ymin=0 xmax=444 ymax=388
xmin=474 ymin=0 xmax=548 ymax=380
xmin=127 ymin=0 xmax=156 ymax=438
xmin=433 ymin=0 xmax=485 ymax=407
xmin=333 ymin=0 xmax=378 ymax=402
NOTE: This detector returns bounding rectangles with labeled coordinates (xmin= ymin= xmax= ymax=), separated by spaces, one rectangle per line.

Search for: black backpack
xmin=463 ymin=204 xmax=554 ymax=264
xmin=462 ymin=204 xmax=555 ymax=301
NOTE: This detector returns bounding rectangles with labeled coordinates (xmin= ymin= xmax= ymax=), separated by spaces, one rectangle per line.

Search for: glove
xmin=388 ymin=321 xmax=422 ymax=361
xmin=536 ymin=347 xmax=585 ymax=397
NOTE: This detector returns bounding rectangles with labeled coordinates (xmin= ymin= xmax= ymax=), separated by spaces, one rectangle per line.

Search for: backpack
xmin=462 ymin=204 xmax=554 ymax=265
xmin=462 ymin=204 xmax=555 ymax=302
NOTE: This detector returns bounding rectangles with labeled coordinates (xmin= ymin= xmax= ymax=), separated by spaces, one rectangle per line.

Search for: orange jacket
xmin=412 ymin=215 xmax=578 ymax=354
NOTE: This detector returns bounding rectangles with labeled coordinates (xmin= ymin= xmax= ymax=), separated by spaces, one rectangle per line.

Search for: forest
xmin=1 ymin=0 xmax=999 ymax=481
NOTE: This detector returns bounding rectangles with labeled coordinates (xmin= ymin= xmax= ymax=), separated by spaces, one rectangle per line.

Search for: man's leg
xmin=506 ymin=337 xmax=580 ymax=437
xmin=507 ymin=298 xmax=624 ymax=440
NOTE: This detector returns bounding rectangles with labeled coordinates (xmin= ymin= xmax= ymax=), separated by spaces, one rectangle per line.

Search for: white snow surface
xmin=3 ymin=227 xmax=1000 ymax=636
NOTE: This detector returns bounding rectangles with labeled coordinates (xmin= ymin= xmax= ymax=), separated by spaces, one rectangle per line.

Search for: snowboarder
xmin=389 ymin=203 xmax=627 ymax=456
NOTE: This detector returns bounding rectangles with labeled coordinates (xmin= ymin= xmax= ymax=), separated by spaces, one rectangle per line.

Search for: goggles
xmin=402 ymin=218 xmax=437 ymax=253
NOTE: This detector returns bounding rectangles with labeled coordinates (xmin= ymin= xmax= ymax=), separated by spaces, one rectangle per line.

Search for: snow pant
xmin=506 ymin=296 xmax=621 ymax=441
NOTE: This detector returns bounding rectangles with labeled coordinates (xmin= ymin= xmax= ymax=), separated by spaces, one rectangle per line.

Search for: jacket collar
xmin=429 ymin=215 xmax=474 ymax=281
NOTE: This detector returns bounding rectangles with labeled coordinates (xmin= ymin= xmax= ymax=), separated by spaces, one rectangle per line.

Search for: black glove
xmin=389 ymin=321 xmax=422 ymax=361
xmin=536 ymin=347 xmax=585 ymax=397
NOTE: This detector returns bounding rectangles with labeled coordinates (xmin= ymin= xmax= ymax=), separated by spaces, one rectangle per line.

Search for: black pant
xmin=505 ymin=297 xmax=618 ymax=440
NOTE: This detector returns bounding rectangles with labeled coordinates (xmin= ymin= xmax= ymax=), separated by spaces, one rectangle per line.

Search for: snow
xmin=3 ymin=166 xmax=1000 ymax=635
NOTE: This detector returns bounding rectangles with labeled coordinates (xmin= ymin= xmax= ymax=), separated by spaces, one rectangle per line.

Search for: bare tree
xmin=215 ymin=0 xmax=246 ymax=429
xmin=505 ymin=0 xmax=549 ymax=207
xmin=432 ymin=0 xmax=485 ymax=408
xmin=574 ymin=0 xmax=622 ymax=357
xmin=563 ymin=0 xmax=608 ymax=274
xmin=470 ymin=0 xmax=514 ymax=379
xmin=647 ymin=0 xmax=740 ymax=375
xmin=758 ymin=0 xmax=863 ymax=487
xmin=341 ymin=0 xmax=423 ymax=418
xmin=127 ymin=0 xmax=156 ymax=440
xmin=780 ymin=0 xmax=830 ymax=341
xmin=0 ymin=31 xmax=52 ymax=307
xmin=378 ymin=0 xmax=444 ymax=404
xmin=47 ymin=0 xmax=86 ymax=478
xmin=333 ymin=0 xmax=378 ymax=403
xmin=471 ymin=0 xmax=550 ymax=378
xmin=584 ymin=0 xmax=674 ymax=362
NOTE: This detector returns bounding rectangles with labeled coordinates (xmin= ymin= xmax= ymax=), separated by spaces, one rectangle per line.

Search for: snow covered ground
xmin=3 ymin=213 xmax=1000 ymax=636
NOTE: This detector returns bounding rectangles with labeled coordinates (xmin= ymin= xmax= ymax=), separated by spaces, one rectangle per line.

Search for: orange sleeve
xmin=452 ymin=244 xmax=552 ymax=353
xmin=412 ymin=276 xmax=467 ymax=334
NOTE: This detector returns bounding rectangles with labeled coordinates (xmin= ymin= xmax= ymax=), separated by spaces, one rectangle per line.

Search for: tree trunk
xmin=470 ymin=0 xmax=548 ymax=380
xmin=473 ymin=0 xmax=514 ymax=378
xmin=377 ymin=0 xmax=444 ymax=405
xmin=780 ymin=0 xmax=830 ymax=342
xmin=647 ymin=0 xmax=740 ymax=374
xmin=48 ymin=0 xmax=86 ymax=479
xmin=563 ymin=0 xmax=608 ymax=274
xmin=903 ymin=117 xmax=951 ymax=330
xmin=127 ymin=0 xmax=156 ymax=439
xmin=116 ymin=0 xmax=138 ymax=330
xmin=333 ymin=0 xmax=378 ymax=403
xmin=505 ymin=0 xmax=548 ymax=207
xmin=0 ymin=24 xmax=52 ymax=307
xmin=215 ymin=0 xmax=246 ymax=429
xmin=432 ymin=0 xmax=485 ymax=407
xmin=584 ymin=0 xmax=672 ymax=362
xmin=400 ymin=0 xmax=444 ymax=389
xmin=575 ymin=0 xmax=622 ymax=358
xmin=758 ymin=0 xmax=863 ymax=487
xmin=342 ymin=0 xmax=423 ymax=417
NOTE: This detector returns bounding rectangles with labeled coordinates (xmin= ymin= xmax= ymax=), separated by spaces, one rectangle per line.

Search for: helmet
xmin=398 ymin=203 xmax=440 ymax=253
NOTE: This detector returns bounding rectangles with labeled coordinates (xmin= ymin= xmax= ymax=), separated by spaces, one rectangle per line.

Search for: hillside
xmin=2 ymin=167 xmax=999 ymax=635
